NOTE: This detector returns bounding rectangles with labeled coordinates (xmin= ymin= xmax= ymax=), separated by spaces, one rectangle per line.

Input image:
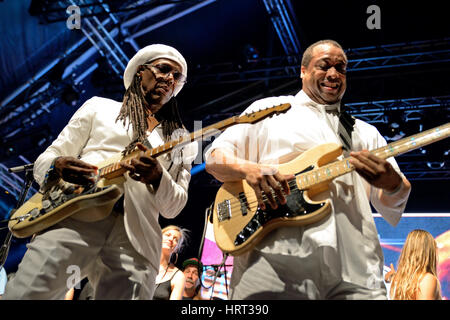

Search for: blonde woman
xmin=390 ymin=229 xmax=442 ymax=300
xmin=153 ymin=225 xmax=189 ymax=300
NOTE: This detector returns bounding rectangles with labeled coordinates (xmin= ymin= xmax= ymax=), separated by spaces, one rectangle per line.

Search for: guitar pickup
xmin=217 ymin=200 xmax=231 ymax=222
xmin=238 ymin=192 xmax=249 ymax=216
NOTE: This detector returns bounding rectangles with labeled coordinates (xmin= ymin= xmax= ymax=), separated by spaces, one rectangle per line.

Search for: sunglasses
xmin=143 ymin=63 xmax=186 ymax=83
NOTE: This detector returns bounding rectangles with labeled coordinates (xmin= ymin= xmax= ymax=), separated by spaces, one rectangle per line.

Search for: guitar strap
xmin=337 ymin=107 xmax=355 ymax=156
xmin=322 ymin=103 xmax=356 ymax=157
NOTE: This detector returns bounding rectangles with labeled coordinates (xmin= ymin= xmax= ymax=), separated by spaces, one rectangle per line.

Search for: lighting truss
xmin=64 ymin=0 xmax=129 ymax=76
xmin=0 ymin=0 xmax=219 ymax=195
xmin=345 ymin=96 xmax=450 ymax=124
xmin=30 ymin=0 xmax=182 ymax=22
xmin=0 ymin=0 xmax=216 ymax=136
xmin=191 ymin=38 xmax=450 ymax=85
xmin=397 ymin=162 xmax=450 ymax=181
xmin=262 ymin=0 xmax=301 ymax=55
xmin=199 ymin=95 xmax=449 ymax=128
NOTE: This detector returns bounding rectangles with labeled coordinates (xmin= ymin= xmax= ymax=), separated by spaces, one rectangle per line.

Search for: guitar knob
xmin=42 ymin=200 xmax=52 ymax=210
xmin=50 ymin=190 xmax=60 ymax=200
xmin=28 ymin=208 xmax=40 ymax=221
xmin=30 ymin=208 xmax=40 ymax=218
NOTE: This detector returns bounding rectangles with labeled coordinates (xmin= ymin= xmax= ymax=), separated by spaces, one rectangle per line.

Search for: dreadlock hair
xmin=116 ymin=73 xmax=185 ymax=155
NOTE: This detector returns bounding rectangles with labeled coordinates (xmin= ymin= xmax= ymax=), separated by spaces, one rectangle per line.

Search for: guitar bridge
xmin=217 ymin=200 xmax=232 ymax=222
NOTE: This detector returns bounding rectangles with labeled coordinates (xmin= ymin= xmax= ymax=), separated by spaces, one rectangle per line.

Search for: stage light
xmin=424 ymin=143 xmax=449 ymax=170
xmin=382 ymin=111 xmax=406 ymax=141
xmin=243 ymin=44 xmax=260 ymax=63
xmin=383 ymin=122 xmax=406 ymax=141
xmin=61 ymin=85 xmax=80 ymax=107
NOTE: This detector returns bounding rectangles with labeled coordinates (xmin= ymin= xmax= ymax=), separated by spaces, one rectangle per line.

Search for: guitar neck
xmin=98 ymin=116 xmax=239 ymax=180
xmin=148 ymin=117 xmax=239 ymax=158
xmin=296 ymin=122 xmax=450 ymax=189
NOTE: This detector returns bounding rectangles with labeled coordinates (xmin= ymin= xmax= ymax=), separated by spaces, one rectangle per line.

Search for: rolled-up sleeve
xmin=154 ymin=141 xmax=198 ymax=219
xmin=368 ymin=129 xmax=411 ymax=226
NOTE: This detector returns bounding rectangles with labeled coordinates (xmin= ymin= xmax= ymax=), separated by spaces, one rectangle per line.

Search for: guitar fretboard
xmin=97 ymin=103 xmax=292 ymax=180
xmin=98 ymin=116 xmax=238 ymax=179
xmin=295 ymin=123 xmax=450 ymax=189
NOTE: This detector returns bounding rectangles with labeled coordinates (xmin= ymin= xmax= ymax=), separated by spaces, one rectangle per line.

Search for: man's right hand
xmin=244 ymin=164 xmax=293 ymax=211
xmin=54 ymin=156 xmax=98 ymax=185
xmin=205 ymin=150 xmax=294 ymax=211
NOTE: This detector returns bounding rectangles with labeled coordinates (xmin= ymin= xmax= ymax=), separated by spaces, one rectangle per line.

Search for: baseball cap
xmin=182 ymin=258 xmax=203 ymax=273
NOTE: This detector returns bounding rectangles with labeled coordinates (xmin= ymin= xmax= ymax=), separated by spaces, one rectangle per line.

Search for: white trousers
xmin=3 ymin=211 xmax=157 ymax=300
xmin=229 ymin=247 xmax=387 ymax=300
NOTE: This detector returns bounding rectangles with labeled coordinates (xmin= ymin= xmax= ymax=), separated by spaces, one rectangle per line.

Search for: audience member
xmin=390 ymin=229 xmax=442 ymax=300
xmin=182 ymin=258 xmax=203 ymax=300
xmin=153 ymin=225 xmax=188 ymax=300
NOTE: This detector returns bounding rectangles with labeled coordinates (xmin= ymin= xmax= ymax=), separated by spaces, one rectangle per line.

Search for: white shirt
xmin=34 ymin=96 xmax=198 ymax=271
xmin=205 ymin=90 xmax=410 ymax=288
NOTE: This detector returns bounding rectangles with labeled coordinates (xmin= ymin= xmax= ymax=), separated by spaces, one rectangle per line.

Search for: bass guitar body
xmin=213 ymin=122 xmax=450 ymax=256
xmin=213 ymin=143 xmax=342 ymax=256
xmin=8 ymin=155 xmax=126 ymax=238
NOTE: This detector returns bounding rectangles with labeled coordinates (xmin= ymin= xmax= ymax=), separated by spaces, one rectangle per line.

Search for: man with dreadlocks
xmin=3 ymin=44 xmax=198 ymax=300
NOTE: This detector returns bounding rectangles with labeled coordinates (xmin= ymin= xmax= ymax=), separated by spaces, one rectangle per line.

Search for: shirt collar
xmin=295 ymin=90 xmax=341 ymax=113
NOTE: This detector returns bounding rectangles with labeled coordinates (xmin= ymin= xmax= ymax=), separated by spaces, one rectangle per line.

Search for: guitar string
xmin=218 ymin=145 xmax=401 ymax=213
xmin=222 ymin=133 xmax=444 ymax=211
xmin=220 ymin=164 xmax=345 ymax=214
xmin=222 ymin=146 xmax=394 ymax=213
xmin=218 ymin=130 xmax=448 ymax=216
xmin=220 ymin=178 xmax=307 ymax=214
xmin=97 ymin=125 xmax=445 ymax=186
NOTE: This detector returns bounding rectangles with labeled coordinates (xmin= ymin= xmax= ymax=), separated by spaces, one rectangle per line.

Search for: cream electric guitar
xmin=8 ymin=103 xmax=291 ymax=238
xmin=213 ymin=122 xmax=450 ymax=256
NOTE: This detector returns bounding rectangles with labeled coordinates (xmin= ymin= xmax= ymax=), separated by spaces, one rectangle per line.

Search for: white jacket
xmin=33 ymin=96 xmax=198 ymax=270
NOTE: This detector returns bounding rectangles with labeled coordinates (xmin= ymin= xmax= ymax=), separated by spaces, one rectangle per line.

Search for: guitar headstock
xmin=237 ymin=103 xmax=291 ymax=124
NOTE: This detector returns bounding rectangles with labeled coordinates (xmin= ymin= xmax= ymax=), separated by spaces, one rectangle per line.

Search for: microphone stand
xmin=0 ymin=166 xmax=35 ymax=269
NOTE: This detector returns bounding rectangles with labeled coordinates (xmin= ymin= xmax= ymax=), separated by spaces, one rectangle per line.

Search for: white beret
xmin=123 ymin=44 xmax=187 ymax=96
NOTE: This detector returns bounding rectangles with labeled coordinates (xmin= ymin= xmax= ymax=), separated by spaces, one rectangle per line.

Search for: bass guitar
xmin=212 ymin=122 xmax=450 ymax=256
xmin=9 ymin=103 xmax=291 ymax=238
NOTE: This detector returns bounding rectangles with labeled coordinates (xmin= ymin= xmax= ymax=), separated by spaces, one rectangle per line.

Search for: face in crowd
xmin=183 ymin=264 xmax=200 ymax=290
xmin=161 ymin=227 xmax=181 ymax=255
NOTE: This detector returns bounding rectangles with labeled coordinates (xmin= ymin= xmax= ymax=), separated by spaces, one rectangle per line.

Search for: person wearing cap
xmin=181 ymin=258 xmax=203 ymax=300
xmin=3 ymin=44 xmax=197 ymax=300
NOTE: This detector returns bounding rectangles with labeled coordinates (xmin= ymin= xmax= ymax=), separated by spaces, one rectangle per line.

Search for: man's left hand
xmin=120 ymin=142 xmax=163 ymax=188
xmin=349 ymin=150 xmax=402 ymax=192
